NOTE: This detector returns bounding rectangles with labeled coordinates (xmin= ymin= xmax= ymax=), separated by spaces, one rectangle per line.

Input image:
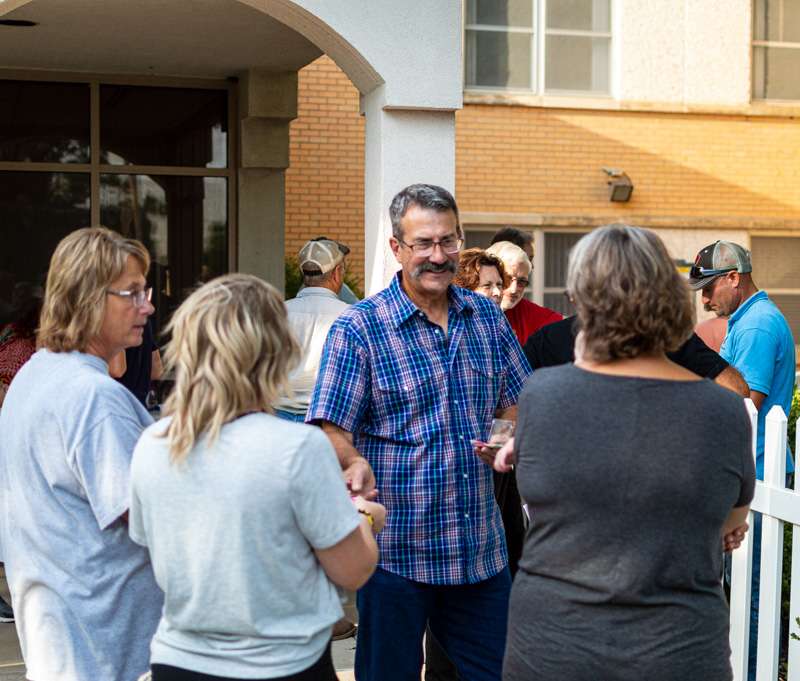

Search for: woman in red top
xmin=486 ymin=241 xmax=562 ymax=345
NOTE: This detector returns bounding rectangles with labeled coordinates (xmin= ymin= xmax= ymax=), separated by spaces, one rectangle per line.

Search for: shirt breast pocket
xmin=466 ymin=355 xmax=503 ymax=425
xmin=373 ymin=368 xmax=442 ymax=445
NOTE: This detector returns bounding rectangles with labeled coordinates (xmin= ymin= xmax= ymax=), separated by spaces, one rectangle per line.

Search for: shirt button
xmin=464 ymin=513 xmax=470 ymax=519
xmin=463 ymin=473 xmax=468 ymax=479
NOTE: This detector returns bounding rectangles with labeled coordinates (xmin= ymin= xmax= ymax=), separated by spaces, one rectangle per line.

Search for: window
xmin=465 ymin=0 xmax=612 ymax=94
xmin=750 ymin=237 xmax=800 ymax=349
xmin=0 ymin=78 xmax=234 ymax=337
xmin=753 ymin=0 xmax=800 ymax=100
xmin=542 ymin=231 xmax=587 ymax=315
xmin=464 ymin=226 xmax=588 ymax=315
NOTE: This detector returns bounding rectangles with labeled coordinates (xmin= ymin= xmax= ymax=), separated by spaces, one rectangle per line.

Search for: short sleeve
xmin=668 ymin=333 xmax=729 ymax=379
xmin=497 ymin=315 xmax=533 ymax=410
xmin=289 ymin=428 xmax=361 ymax=550
xmin=307 ymin=321 xmax=371 ymax=432
xmin=71 ymin=413 xmax=145 ymax=530
xmin=733 ymin=328 xmax=777 ymax=395
xmin=127 ymin=438 xmax=148 ymax=546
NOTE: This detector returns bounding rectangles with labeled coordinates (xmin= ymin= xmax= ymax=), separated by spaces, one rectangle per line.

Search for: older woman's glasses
xmin=398 ymin=236 xmax=463 ymax=257
xmin=106 ymin=287 xmax=153 ymax=308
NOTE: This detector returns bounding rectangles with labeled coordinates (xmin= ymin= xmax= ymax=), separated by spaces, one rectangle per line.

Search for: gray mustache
xmin=412 ymin=261 xmax=456 ymax=278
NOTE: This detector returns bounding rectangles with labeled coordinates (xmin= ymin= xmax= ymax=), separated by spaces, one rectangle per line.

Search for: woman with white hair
xmin=129 ymin=273 xmax=384 ymax=681
xmin=485 ymin=240 xmax=561 ymax=345
xmin=499 ymin=225 xmax=754 ymax=681
xmin=0 ymin=227 xmax=163 ymax=681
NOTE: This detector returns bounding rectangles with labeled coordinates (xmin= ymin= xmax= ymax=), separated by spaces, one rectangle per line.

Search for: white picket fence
xmin=729 ymin=400 xmax=800 ymax=681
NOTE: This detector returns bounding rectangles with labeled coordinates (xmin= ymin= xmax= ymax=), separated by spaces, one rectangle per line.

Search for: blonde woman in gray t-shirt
xmin=129 ymin=274 xmax=384 ymax=681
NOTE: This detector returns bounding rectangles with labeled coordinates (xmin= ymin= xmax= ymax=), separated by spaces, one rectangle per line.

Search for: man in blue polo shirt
xmin=690 ymin=239 xmax=795 ymax=681
xmin=308 ymin=184 xmax=531 ymax=681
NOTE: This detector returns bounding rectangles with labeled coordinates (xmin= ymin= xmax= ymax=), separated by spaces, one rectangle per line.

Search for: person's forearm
xmin=723 ymin=505 xmax=750 ymax=537
xmin=713 ymin=366 xmax=749 ymax=397
xmin=321 ymin=421 xmax=364 ymax=468
xmin=749 ymin=390 xmax=767 ymax=411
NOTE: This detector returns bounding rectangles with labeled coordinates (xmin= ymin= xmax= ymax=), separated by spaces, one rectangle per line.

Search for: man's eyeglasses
xmin=107 ymin=287 xmax=153 ymax=308
xmin=397 ymin=236 xmax=463 ymax=257
xmin=689 ymin=265 xmax=735 ymax=281
xmin=510 ymin=276 xmax=529 ymax=288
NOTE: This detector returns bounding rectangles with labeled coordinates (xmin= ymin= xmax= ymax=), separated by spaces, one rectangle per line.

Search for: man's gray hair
xmin=302 ymin=269 xmax=335 ymax=288
xmin=389 ymin=184 xmax=461 ymax=240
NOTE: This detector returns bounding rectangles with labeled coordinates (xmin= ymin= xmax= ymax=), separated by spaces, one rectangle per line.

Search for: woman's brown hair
xmin=453 ymin=248 xmax=508 ymax=291
xmin=567 ymin=224 xmax=695 ymax=362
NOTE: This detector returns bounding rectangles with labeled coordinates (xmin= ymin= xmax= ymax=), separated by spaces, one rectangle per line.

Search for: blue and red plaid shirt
xmin=308 ymin=273 xmax=531 ymax=585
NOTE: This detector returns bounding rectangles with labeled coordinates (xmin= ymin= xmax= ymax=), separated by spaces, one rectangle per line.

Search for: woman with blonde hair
xmin=0 ymin=227 xmax=163 ymax=681
xmin=499 ymin=224 xmax=754 ymax=681
xmin=129 ymin=273 xmax=384 ymax=681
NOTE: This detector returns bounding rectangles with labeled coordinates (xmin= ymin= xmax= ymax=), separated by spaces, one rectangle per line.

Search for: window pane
xmin=753 ymin=46 xmax=800 ymax=99
xmin=100 ymin=86 xmax=228 ymax=168
xmin=544 ymin=292 xmax=576 ymax=316
xmin=754 ymin=0 xmax=800 ymax=42
xmin=545 ymin=35 xmax=610 ymax=92
xmin=547 ymin=0 xmax=610 ymax=32
xmin=464 ymin=230 xmax=495 ymax=250
xmin=0 ymin=172 xmax=90 ymax=321
xmin=769 ymin=294 xmax=800 ymax=345
xmin=466 ymin=0 xmax=533 ymax=27
xmin=0 ymin=81 xmax=90 ymax=163
xmin=465 ymin=30 xmax=533 ymax=89
xmin=100 ymin=174 xmax=227 ymax=335
xmin=751 ymin=237 xmax=800 ymax=289
xmin=544 ymin=233 xmax=586 ymax=287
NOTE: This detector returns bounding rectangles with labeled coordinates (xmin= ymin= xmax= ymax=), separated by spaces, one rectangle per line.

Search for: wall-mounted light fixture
xmin=602 ymin=167 xmax=634 ymax=202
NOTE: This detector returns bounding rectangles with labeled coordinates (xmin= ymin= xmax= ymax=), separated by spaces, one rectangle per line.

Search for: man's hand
xmin=344 ymin=456 xmax=378 ymax=500
xmin=493 ymin=437 xmax=515 ymax=473
xmin=723 ymin=522 xmax=749 ymax=553
xmin=320 ymin=421 xmax=378 ymax=500
xmin=473 ymin=442 xmax=499 ymax=467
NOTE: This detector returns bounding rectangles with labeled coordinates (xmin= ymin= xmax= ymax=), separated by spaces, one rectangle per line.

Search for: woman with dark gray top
xmin=497 ymin=224 xmax=755 ymax=681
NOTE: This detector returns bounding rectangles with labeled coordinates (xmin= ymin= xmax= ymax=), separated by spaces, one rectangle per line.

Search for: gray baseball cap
xmin=688 ymin=240 xmax=752 ymax=290
xmin=298 ymin=237 xmax=350 ymax=275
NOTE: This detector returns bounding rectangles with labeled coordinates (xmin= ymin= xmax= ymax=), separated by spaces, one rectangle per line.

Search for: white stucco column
xmin=362 ymin=86 xmax=457 ymax=295
xmin=237 ymin=70 xmax=298 ymax=294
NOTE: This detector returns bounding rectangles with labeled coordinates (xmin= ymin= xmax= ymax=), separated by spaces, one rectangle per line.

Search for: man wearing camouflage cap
xmin=689 ymin=239 xmax=796 ymax=680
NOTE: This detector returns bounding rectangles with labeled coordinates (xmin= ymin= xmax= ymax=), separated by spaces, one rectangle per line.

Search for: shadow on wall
xmin=455 ymin=106 xmax=800 ymax=221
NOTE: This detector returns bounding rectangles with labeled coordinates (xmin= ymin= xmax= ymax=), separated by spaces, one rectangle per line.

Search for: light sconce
xmin=602 ymin=167 xmax=634 ymax=202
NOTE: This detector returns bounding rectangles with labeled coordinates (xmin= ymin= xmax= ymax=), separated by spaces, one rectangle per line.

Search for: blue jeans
xmin=275 ymin=409 xmax=306 ymax=423
xmin=355 ymin=567 xmax=511 ymax=681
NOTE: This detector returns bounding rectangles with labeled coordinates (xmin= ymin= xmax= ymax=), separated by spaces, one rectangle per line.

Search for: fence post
xmin=756 ymin=405 xmax=788 ymax=681
xmin=789 ymin=418 xmax=800 ymax=681
xmin=730 ymin=399 xmax=759 ymax=681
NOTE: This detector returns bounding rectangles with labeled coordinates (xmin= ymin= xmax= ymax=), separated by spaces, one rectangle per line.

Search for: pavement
xmin=0 ymin=568 xmax=360 ymax=680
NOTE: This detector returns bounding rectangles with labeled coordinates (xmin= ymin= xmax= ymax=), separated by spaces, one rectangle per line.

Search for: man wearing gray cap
xmin=689 ymin=239 xmax=795 ymax=681
xmin=276 ymin=238 xmax=351 ymax=423
xmin=278 ymin=237 xmax=359 ymax=642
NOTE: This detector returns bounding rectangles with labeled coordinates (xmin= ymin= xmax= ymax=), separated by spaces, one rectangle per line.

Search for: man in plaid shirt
xmin=308 ymin=184 xmax=531 ymax=681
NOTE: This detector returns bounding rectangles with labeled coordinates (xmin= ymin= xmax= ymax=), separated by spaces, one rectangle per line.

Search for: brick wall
xmin=285 ymin=56 xmax=365 ymax=289
xmin=285 ymin=57 xmax=800 ymax=286
xmin=456 ymin=105 xmax=800 ymax=220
